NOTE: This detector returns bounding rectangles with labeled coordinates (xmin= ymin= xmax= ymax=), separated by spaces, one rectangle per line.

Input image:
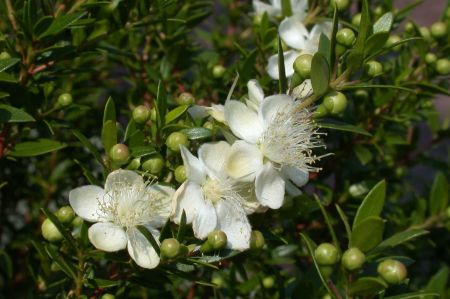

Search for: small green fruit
xmin=211 ymin=275 xmax=224 ymax=288
xmin=404 ymin=22 xmax=414 ymax=33
xmin=176 ymin=92 xmax=195 ymax=105
xmin=293 ymin=54 xmax=313 ymax=78
xmin=56 ymin=206 xmax=75 ymax=224
xmin=354 ymin=89 xmax=368 ymax=100
xmin=101 ymin=294 xmax=116 ymax=299
xmin=57 ymin=93 xmax=73 ymax=107
xmin=322 ymin=295 xmax=332 ymax=299
xmin=419 ymin=27 xmax=433 ymax=43
xmin=290 ymin=72 xmax=304 ymax=88
xmin=161 ymin=238 xmax=181 ymax=259
xmin=314 ymin=243 xmax=340 ymax=265
xmin=425 ymin=53 xmax=437 ymax=64
xmin=377 ymin=259 xmax=408 ymax=284
xmin=319 ymin=265 xmax=334 ymax=278
xmin=335 ymin=44 xmax=346 ymax=56
xmin=174 ymin=165 xmax=187 ymax=183
xmin=207 ymin=230 xmax=228 ymax=250
xmin=200 ymin=240 xmax=213 ymax=253
xmin=386 ymin=35 xmax=401 ymax=51
xmin=132 ymin=105 xmax=150 ymax=124
xmin=71 ymin=216 xmax=83 ymax=227
xmin=332 ymin=0 xmax=349 ymax=11
xmin=323 ymin=91 xmax=348 ymax=114
xmin=109 ymin=144 xmax=130 ymax=165
xmin=430 ymin=21 xmax=448 ymax=39
xmin=262 ymin=276 xmax=275 ymax=288
xmin=250 ymin=230 xmax=265 ymax=250
xmin=50 ymin=262 xmax=61 ymax=272
xmin=352 ymin=13 xmax=362 ymax=27
xmin=342 ymin=248 xmax=366 ymax=271
xmin=41 ymin=218 xmax=63 ymax=242
xmin=166 ymin=132 xmax=189 ymax=152
xmin=126 ymin=157 xmax=141 ymax=170
xmin=141 ymin=155 xmax=164 ymax=174
xmin=0 ymin=51 xmax=11 ymax=60
xmin=365 ymin=60 xmax=383 ymax=78
xmin=436 ymin=58 xmax=450 ymax=75
xmin=336 ymin=28 xmax=355 ymax=47
xmin=212 ymin=65 xmax=226 ymax=78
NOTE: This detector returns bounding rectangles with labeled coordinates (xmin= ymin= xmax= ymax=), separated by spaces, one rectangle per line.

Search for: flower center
xmin=202 ymin=178 xmax=223 ymax=204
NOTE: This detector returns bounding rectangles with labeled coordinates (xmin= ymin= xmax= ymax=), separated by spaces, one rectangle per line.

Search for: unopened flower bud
xmin=262 ymin=276 xmax=275 ymax=288
xmin=323 ymin=91 xmax=348 ymax=114
xmin=293 ymin=54 xmax=313 ymax=78
xmin=166 ymin=132 xmax=189 ymax=152
xmin=336 ymin=28 xmax=355 ymax=47
xmin=161 ymin=238 xmax=181 ymax=259
xmin=56 ymin=206 xmax=75 ymax=224
xmin=109 ymin=144 xmax=130 ymax=165
xmin=342 ymin=248 xmax=366 ymax=271
xmin=436 ymin=59 xmax=450 ymax=75
xmin=314 ymin=243 xmax=340 ymax=265
xmin=207 ymin=230 xmax=227 ymax=250
xmin=57 ymin=93 xmax=73 ymax=107
xmin=0 ymin=51 xmax=11 ymax=60
xmin=176 ymin=92 xmax=195 ymax=106
xmin=365 ymin=60 xmax=383 ymax=78
xmin=377 ymin=259 xmax=408 ymax=284
xmin=132 ymin=105 xmax=150 ymax=124
xmin=430 ymin=21 xmax=447 ymax=39
xmin=250 ymin=230 xmax=265 ymax=250
xmin=174 ymin=165 xmax=187 ymax=183
xmin=142 ymin=155 xmax=164 ymax=175
xmin=41 ymin=218 xmax=63 ymax=242
xmin=352 ymin=13 xmax=361 ymax=27
xmin=212 ymin=65 xmax=226 ymax=78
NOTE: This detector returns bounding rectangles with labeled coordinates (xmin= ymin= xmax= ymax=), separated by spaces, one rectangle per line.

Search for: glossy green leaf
xmin=353 ymin=180 xmax=386 ymax=228
xmin=165 ymin=105 xmax=189 ymax=125
xmin=44 ymin=244 xmax=77 ymax=280
xmin=364 ymin=32 xmax=389 ymax=57
xmin=429 ymin=172 xmax=448 ymax=215
xmin=130 ymin=146 xmax=157 ymax=158
xmin=376 ymin=229 xmax=429 ymax=249
xmin=39 ymin=12 xmax=87 ymax=38
xmin=318 ymin=34 xmax=331 ymax=65
xmin=102 ymin=120 xmax=117 ymax=155
xmin=177 ymin=210 xmax=187 ymax=243
xmin=102 ymin=97 xmax=116 ymax=124
xmin=9 ymin=139 xmax=66 ymax=157
xmin=155 ymin=81 xmax=167 ymax=129
xmin=354 ymin=0 xmax=370 ymax=51
xmin=0 ymin=104 xmax=35 ymax=123
xmin=72 ymin=130 xmax=103 ymax=166
xmin=425 ymin=266 xmax=449 ymax=299
xmin=373 ymin=12 xmax=393 ymax=33
xmin=329 ymin=6 xmax=338 ymax=68
xmin=0 ymin=58 xmax=20 ymax=72
xmin=348 ymin=277 xmax=388 ymax=296
xmin=74 ymin=159 xmax=101 ymax=186
xmin=310 ymin=53 xmax=329 ymax=97
xmin=317 ymin=119 xmax=372 ymax=136
xmin=181 ymin=127 xmax=212 ymax=140
xmin=0 ymin=72 xmax=18 ymax=83
xmin=341 ymin=84 xmax=415 ymax=93
xmin=350 ymin=216 xmax=385 ymax=252
xmin=278 ymin=37 xmax=287 ymax=93
xmin=354 ymin=144 xmax=373 ymax=165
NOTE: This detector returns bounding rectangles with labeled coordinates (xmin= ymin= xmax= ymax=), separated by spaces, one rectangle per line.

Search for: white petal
xmin=285 ymin=179 xmax=303 ymax=197
xmin=270 ymin=0 xmax=281 ymax=9
xmin=267 ymin=51 xmax=299 ymax=80
xmin=255 ymin=163 xmax=286 ymax=209
xmin=216 ymin=199 xmax=251 ymax=250
xmin=146 ymin=184 xmax=175 ymax=227
xmin=126 ymin=227 xmax=160 ymax=269
xmin=233 ymin=182 xmax=262 ymax=215
xmin=88 ymin=222 xmax=127 ymax=252
xmin=259 ymin=94 xmax=294 ymax=126
xmin=205 ymin=104 xmax=226 ymax=123
xmin=225 ymin=140 xmax=263 ymax=182
xmin=253 ymin=0 xmax=280 ymax=18
xmin=69 ymin=185 xmax=106 ymax=222
xmin=292 ymin=79 xmax=313 ymax=99
xmin=105 ymin=169 xmax=144 ymax=193
xmin=198 ymin=141 xmax=231 ymax=179
xmin=279 ymin=16 xmax=309 ymax=50
xmin=310 ymin=21 xmax=333 ymax=40
xmin=180 ymin=145 xmax=206 ymax=184
xmin=246 ymin=79 xmax=264 ymax=110
xmin=192 ymin=200 xmax=217 ymax=239
xmin=224 ymin=100 xmax=263 ymax=143
xmin=282 ymin=165 xmax=309 ymax=187
xmin=291 ymin=0 xmax=308 ymax=16
xmin=172 ymin=181 xmax=204 ymax=224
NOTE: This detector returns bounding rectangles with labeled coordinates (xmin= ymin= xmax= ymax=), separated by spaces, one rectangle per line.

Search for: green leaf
xmin=0 ymin=72 xmax=18 ymax=83
xmin=281 ymin=0 xmax=292 ymax=16
xmin=72 ymin=130 xmax=103 ymax=166
xmin=130 ymin=146 xmax=156 ymax=158
xmin=278 ymin=37 xmax=287 ymax=93
xmin=92 ymin=278 xmax=121 ymax=289
xmin=102 ymin=120 xmax=117 ymax=155
xmin=44 ymin=244 xmax=77 ymax=279
xmin=373 ymin=12 xmax=393 ymax=33
xmin=341 ymin=84 xmax=415 ymax=93
xmin=137 ymin=225 xmax=160 ymax=256
xmin=353 ymin=180 xmax=386 ymax=228
xmin=384 ymin=292 xmax=440 ymax=299
xmin=348 ymin=277 xmax=388 ymax=296
xmin=0 ymin=92 xmax=9 ymax=99
xmin=0 ymin=250 xmax=13 ymax=279
xmin=429 ymin=172 xmax=448 ymax=215
xmin=329 ymin=6 xmax=339 ymax=68
xmin=425 ymin=266 xmax=449 ymax=299
xmin=350 ymin=216 xmax=385 ymax=252
xmin=335 ymin=204 xmax=351 ymax=240
xmin=364 ymin=32 xmax=389 ymax=57
xmin=317 ymin=119 xmax=372 ymax=136
xmin=102 ymin=96 xmax=116 ymax=124
xmin=177 ymin=210 xmax=187 ymax=243
xmin=74 ymin=159 xmax=101 ymax=186
xmin=9 ymin=139 xmax=66 ymax=157
xmin=0 ymin=104 xmax=35 ymax=123
xmin=318 ymin=34 xmax=331 ymax=65
xmin=346 ymin=50 xmax=364 ymax=73
xmin=353 ymin=144 xmax=373 ymax=165
xmin=155 ymin=81 xmax=167 ymax=129
xmin=310 ymin=53 xmax=330 ymax=97
xmin=39 ymin=12 xmax=87 ymax=38
xmin=354 ymin=0 xmax=370 ymax=51
xmin=376 ymin=229 xmax=429 ymax=250
xmin=0 ymin=58 xmax=20 ymax=72
xmin=165 ymin=105 xmax=189 ymax=125
xmin=394 ymin=0 xmax=423 ymax=23
xmin=314 ymin=196 xmax=339 ymax=250
xmin=181 ymin=127 xmax=212 ymax=140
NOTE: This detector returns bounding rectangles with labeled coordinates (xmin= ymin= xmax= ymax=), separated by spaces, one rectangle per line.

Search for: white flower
xmin=172 ymin=141 xmax=254 ymax=250
xmin=252 ymin=0 xmax=308 ymax=20
xmin=224 ymin=93 xmax=324 ymax=209
xmin=267 ymin=21 xmax=333 ymax=79
xmin=69 ymin=169 xmax=175 ymax=269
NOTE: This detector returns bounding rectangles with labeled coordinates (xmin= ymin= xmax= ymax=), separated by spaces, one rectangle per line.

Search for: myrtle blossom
xmin=69 ymin=169 xmax=175 ymax=269
xmin=252 ymin=0 xmax=308 ymax=20
xmin=172 ymin=141 xmax=257 ymax=250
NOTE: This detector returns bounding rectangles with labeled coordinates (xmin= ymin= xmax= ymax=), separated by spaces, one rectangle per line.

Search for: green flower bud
xmin=166 ymin=132 xmax=189 ymax=152
xmin=161 ymin=238 xmax=181 ymax=259
xmin=314 ymin=243 xmax=340 ymax=265
xmin=430 ymin=21 xmax=448 ymax=39
xmin=212 ymin=65 xmax=226 ymax=78
xmin=250 ymin=230 xmax=265 ymax=250
xmin=293 ymin=54 xmax=313 ymax=78
xmin=57 ymin=93 xmax=73 ymax=107
xmin=174 ymin=165 xmax=187 ymax=183
xmin=126 ymin=157 xmax=141 ymax=170
xmin=377 ymin=259 xmax=408 ymax=285
xmin=373 ymin=6 xmax=384 ymax=18
xmin=203 ymin=121 xmax=214 ymax=130
xmin=262 ymin=276 xmax=275 ymax=289
xmin=336 ymin=28 xmax=355 ymax=47
xmin=0 ymin=51 xmax=11 ymax=60
xmin=176 ymin=92 xmax=195 ymax=106
xmin=56 ymin=206 xmax=75 ymax=224
xmin=436 ymin=58 xmax=450 ymax=75
xmin=71 ymin=216 xmax=83 ymax=227
xmin=211 ymin=275 xmax=224 ymax=288
xmin=319 ymin=265 xmax=334 ymax=278
xmin=132 ymin=105 xmax=150 ymax=124
xmin=352 ymin=13 xmax=362 ymax=27
xmin=41 ymin=218 xmax=63 ymax=242
xmin=178 ymin=244 xmax=189 ymax=257
xmin=207 ymin=230 xmax=227 ymax=250
xmin=335 ymin=44 xmax=346 ymax=56
xmin=290 ymin=72 xmax=304 ymax=88
xmin=332 ymin=0 xmax=349 ymax=11
xmin=419 ymin=27 xmax=433 ymax=43
xmin=404 ymin=22 xmax=414 ymax=33
xmin=109 ymin=144 xmax=130 ymax=165
xmin=253 ymin=14 xmax=263 ymax=26
xmin=446 ymin=206 xmax=450 ymax=218
xmin=323 ymin=91 xmax=348 ymax=114
xmin=342 ymin=248 xmax=366 ymax=271
xmin=142 ymin=155 xmax=164 ymax=174
xmin=365 ymin=60 xmax=383 ymax=78
xmin=50 ymin=262 xmax=61 ymax=272
xmin=315 ymin=104 xmax=329 ymax=118
xmin=354 ymin=89 xmax=368 ymax=100
xmin=386 ymin=35 xmax=401 ymax=51
xmin=322 ymin=295 xmax=332 ymax=299
xmin=101 ymin=294 xmax=116 ymax=299
xmin=425 ymin=53 xmax=437 ymax=64
xmin=200 ymin=240 xmax=213 ymax=253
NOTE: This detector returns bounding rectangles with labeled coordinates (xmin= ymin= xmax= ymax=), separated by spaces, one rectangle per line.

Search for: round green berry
xmin=132 ymin=105 xmax=150 ymax=124
xmin=161 ymin=238 xmax=181 ymax=259
xmin=56 ymin=206 xmax=75 ymax=224
xmin=166 ymin=132 xmax=189 ymax=152
xmin=436 ymin=58 xmax=450 ymax=75
xmin=141 ymin=155 xmax=164 ymax=174
xmin=0 ymin=51 xmax=11 ymax=60
xmin=425 ymin=53 xmax=437 ymax=64
xmin=354 ymin=89 xmax=368 ymax=100
xmin=365 ymin=60 xmax=383 ymax=78
xmin=319 ymin=265 xmax=334 ymax=278
xmin=336 ymin=28 xmax=355 ymax=47
xmin=323 ymin=91 xmax=348 ymax=114
xmin=314 ymin=243 xmax=340 ymax=266
xmin=430 ymin=21 xmax=448 ymax=39
xmin=71 ymin=216 xmax=83 ymax=227
xmin=386 ymin=35 xmax=401 ymax=51
xmin=373 ymin=6 xmax=384 ymax=18
xmin=404 ymin=22 xmax=414 ymax=33
xmin=377 ymin=259 xmax=408 ymax=285
xmin=332 ymin=0 xmax=349 ymax=11
xmin=41 ymin=218 xmax=63 ymax=242
xmin=293 ymin=54 xmax=313 ymax=78
xmin=174 ymin=165 xmax=187 ymax=183
xmin=262 ymin=276 xmax=275 ymax=289
xmin=335 ymin=44 xmax=346 ymax=56
xmin=211 ymin=275 xmax=224 ymax=288
xmin=50 ymin=262 xmax=61 ymax=272
xmin=250 ymin=230 xmax=265 ymax=250
xmin=109 ymin=144 xmax=130 ymax=165
xmin=352 ymin=13 xmax=361 ymax=27
xmin=200 ymin=240 xmax=213 ymax=253
xmin=101 ymin=294 xmax=116 ymax=299
xmin=322 ymin=295 xmax=332 ymax=299
xmin=202 ymin=121 xmax=214 ymax=130
xmin=212 ymin=65 xmax=226 ymax=78
xmin=57 ymin=93 xmax=73 ymax=107
xmin=176 ymin=92 xmax=195 ymax=106
xmin=419 ymin=27 xmax=433 ymax=43
xmin=341 ymin=248 xmax=366 ymax=271
xmin=315 ymin=104 xmax=329 ymax=118
xmin=126 ymin=157 xmax=141 ymax=170
xmin=207 ymin=230 xmax=228 ymax=250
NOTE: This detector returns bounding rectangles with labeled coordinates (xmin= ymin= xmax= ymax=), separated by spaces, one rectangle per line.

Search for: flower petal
xmin=198 ymin=141 xmax=231 ymax=179
xmin=192 ymin=199 xmax=217 ymax=239
xmin=246 ymin=79 xmax=264 ymax=111
xmin=253 ymin=0 xmax=280 ymax=18
xmin=126 ymin=227 xmax=160 ymax=269
xmin=69 ymin=185 xmax=106 ymax=222
xmin=233 ymin=182 xmax=262 ymax=214
xmin=255 ymin=163 xmax=286 ymax=209
xmin=172 ymin=181 xmax=204 ymax=224
xmin=285 ymin=179 xmax=303 ymax=197
xmin=259 ymin=94 xmax=293 ymax=126
xmin=291 ymin=0 xmax=308 ymax=16
xmin=282 ymin=165 xmax=309 ymax=187
xmin=180 ymin=145 xmax=206 ymax=184
xmin=292 ymin=79 xmax=313 ymax=99
xmin=225 ymin=140 xmax=263 ymax=182
xmin=279 ymin=16 xmax=309 ymax=50
xmin=105 ymin=169 xmax=144 ymax=193
xmin=309 ymin=21 xmax=333 ymax=40
xmin=267 ymin=51 xmax=299 ymax=80
xmin=88 ymin=222 xmax=127 ymax=252
xmin=205 ymin=104 xmax=226 ymax=123
xmin=146 ymin=184 xmax=175 ymax=228
xmin=224 ymin=100 xmax=263 ymax=143
xmin=215 ymin=199 xmax=251 ymax=250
